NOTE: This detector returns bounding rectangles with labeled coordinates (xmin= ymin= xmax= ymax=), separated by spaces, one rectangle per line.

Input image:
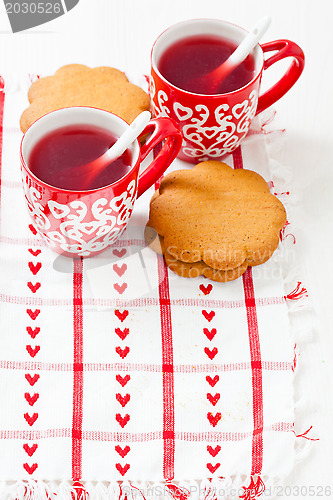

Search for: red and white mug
xmin=150 ymin=18 xmax=305 ymax=162
xmin=20 ymin=107 xmax=182 ymax=257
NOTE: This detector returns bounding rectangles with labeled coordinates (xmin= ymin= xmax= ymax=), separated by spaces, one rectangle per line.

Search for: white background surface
xmin=0 ymin=0 xmax=332 ymax=497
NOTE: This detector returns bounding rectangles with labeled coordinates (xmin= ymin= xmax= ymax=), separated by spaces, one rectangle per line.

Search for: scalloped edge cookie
xmin=20 ymin=64 xmax=151 ymax=132
xmin=145 ymin=161 xmax=287 ymax=282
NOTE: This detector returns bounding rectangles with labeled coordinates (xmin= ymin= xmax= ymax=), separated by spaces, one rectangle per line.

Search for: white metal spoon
xmin=79 ymin=110 xmax=151 ymax=188
xmin=196 ymin=16 xmax=271 ymax=92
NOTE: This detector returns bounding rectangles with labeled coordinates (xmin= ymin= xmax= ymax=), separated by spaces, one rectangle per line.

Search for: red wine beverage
xmin=158 ymin=34 xmax=256 ymax=95
xmin=29 ymin=125 xmax=132 ymax=191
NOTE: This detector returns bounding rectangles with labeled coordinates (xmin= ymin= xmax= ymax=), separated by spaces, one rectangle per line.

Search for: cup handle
xmin=256 ymin=39 xmax=305 ymax=115
xmin=137 ymin=117 xmax=182 ymax=198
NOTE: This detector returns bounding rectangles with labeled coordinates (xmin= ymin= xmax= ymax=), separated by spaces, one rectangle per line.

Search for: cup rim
xmin=151 ymin=17 xmax=264 ymax=97
xmin=20 ymin=106 xmax=141 ymax=194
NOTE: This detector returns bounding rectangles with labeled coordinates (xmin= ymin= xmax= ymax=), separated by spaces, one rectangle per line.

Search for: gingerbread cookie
xmin=146 ymin=161 xmax=287 ymax=282
xmin=20 ymin=64 xmax=151 ymax=133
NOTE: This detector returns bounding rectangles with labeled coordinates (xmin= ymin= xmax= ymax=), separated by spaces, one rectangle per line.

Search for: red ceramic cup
xmin=150 ymin=19 xmax=305 ymax=162
xmin=20 ymin=107 xmax=182 ymax=257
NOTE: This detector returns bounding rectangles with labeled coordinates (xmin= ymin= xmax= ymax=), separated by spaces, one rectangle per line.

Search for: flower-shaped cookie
xmin=146 ymin=161 xmax=287 ymax=282
xmin=20 ymin=64 xmax=151 ymax=132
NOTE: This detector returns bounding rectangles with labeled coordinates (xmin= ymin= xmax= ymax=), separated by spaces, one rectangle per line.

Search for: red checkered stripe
xmin=71 ymin=257 xmax=90 ymax=499
xmin=0 ymin=292 xmax=286 ymax=308
xmin=72 ymin=257 xmax=84 ymax=481
xmin=0 ymin=421 xmax=294 ymax=442
xmin=158 ymin=254 xmax=175 ymax=480
xmin=233 ymin=147 xmax=264 ymax=496
xmin=0 ymin=360 xmax=292 ymax=372
xmin=155 ymin=178 xmax=175 ymax=481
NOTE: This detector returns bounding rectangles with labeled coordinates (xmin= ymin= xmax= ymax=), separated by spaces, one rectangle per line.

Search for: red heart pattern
xmin=113 ymin=263 xmax=127 ymax=277
xmin=204 ymin=347 xmax=218 ymax=360
xmin=28 ymin=249 xmax=41 ymax=257
xmin=113 ymin=248 xmax=127 ymax=258
xmin=201 ymin=127 xmax=221 ymax=139
xmin=26 ymin=309 xmax=40 ymax=320
xmin=114 ymin=283 xmax=127 ymax=295
xmin=25 ymin=374 xmax=39 ymax=386
xmin=23 ymin=443 xmax=38 ymax=457
xmin=116 ymin=393 xmax=130 ymax=407
xmin=207 ymin=393 xmax=220 ymax=406
xmin=115 ymin=327 xmax=129 ymax=340
xmin=203 ymin=328 xmax=217 ymax=341
xmin=27 ymin=282 xmax=41 ymax=293
xmin=113 ymin=260 xmax=131 ymax=472
xmin=24 ymin=412 xmax=38 ymax=426
xmin=207 ymin=463 xmax=220 ymax=474
xmin=115 ymin=445 xmax=130 ymax=458
xmin=23 ymin=462 xmax=38 ymax=475
xmin=173 ymin=102 xmax=193 ymax=121
xmin=115 ymin=463 xmax=130 ymax=476
xmin=202 ymin=310 xmax=215 ymax=322
xmin=207 ymin=445 xmax=221 ymax=457
xmin=115 ymin=346 xmax=130 ymax=359
xmin=26 ymin=345 xmax=40 ymax=358
xmin=201 ymin=287 xmax=221 ymax=470
xmin=25 ymin=246 xmax=42 ymax=477
xmin=207 ymin=412 xmax=222 ymax=427
xmin=26 ymin=326 xmax=40 ymax=339
xmin=115 ymin=413 xmax=130 ymax=428
xmin=24 ymin=392 xmax=39 ymax=406
xmin=114 ymin=309 xmax=129 ymax=322
xmin=206 ymin=375 xmax=219 ymax=387
xmin=116 ymin=374 xmax=130 ymax=387
xmin=28 ymin=262 xmax=42 ymax=275
xmin=199 ymin=284 xmax=213 ymax=295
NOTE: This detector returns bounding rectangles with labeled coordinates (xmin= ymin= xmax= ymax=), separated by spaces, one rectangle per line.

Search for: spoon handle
xmin=106 ymin=110 xmax=151 ymax=161
xmin=229 ymin=16 xmax=271 ymax=66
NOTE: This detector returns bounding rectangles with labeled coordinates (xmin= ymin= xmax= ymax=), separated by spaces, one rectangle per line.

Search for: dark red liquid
xmin=29 ymin=125 xmax=132 ymax=191
xmin=158 ymin=34 xmax=256 ymax=95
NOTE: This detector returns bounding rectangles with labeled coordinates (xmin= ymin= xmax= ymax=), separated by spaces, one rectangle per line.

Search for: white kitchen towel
xmin=0 ymin=77 xmax=315 ymax=500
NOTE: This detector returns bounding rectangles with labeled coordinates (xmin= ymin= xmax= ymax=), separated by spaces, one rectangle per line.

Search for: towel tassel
xmin=239 ymin=476 xmax=265 ymax=500
xmin=72 ymin=481 xmax=88 ymax=500
xmin=285 ymin=281 xmax=308 ymax=301
xmin=165 ymin=483 xmax=190 ymax=500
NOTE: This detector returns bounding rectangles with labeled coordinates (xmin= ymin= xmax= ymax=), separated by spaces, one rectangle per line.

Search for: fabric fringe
xmin=5 ymin=476 xmax=312 ymax=500
xmin=263 ymin=111 xmax=318 ymax=472
xmin=239 ymin=476 xmax=265 ymax=500
xmin=0 ymin=478 xmax=272 ymax=500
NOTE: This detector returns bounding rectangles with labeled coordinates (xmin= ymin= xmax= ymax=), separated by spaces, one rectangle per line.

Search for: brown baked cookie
xmin=146 ymin=161 xmax=287 ymax=282
xmin=164 ymin=246 xmax=248 ymax=282
xmin=20 ymin=64 xmax=151 ymax=132
xmin=144 ymin=228 xmax=249 ymax=282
